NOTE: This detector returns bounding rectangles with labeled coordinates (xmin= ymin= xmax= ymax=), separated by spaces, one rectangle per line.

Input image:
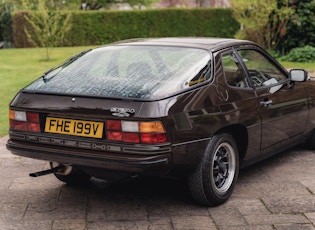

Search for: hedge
xmin=13 ymin=8 xmax=239 ymax=48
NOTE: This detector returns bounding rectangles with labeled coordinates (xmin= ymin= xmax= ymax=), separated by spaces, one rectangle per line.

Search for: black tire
xmin=50 ymin=162 xmax=91 ymax=185
xmin=188 ymin=133 xmax=239 ymax=206
xmin=306 ymin=130 xmax=315 ymax=150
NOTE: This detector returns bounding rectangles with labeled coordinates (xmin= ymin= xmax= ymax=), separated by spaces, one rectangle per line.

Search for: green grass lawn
xmin=0 ymin=47 xmax=315 ymax=137
xmin=0 ymin=46 xmax=94 ymax=136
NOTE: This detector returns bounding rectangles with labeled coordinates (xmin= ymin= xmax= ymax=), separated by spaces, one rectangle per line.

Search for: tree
xmin=22 ymin=0 xmax=72 ymax=61
xmin=0 ymin=2 xmax=13 ymax=47
xmin=231 ymin=0 xmax=293 ymax=50
xmin=276 ymin=0 xmax=315 ymax=54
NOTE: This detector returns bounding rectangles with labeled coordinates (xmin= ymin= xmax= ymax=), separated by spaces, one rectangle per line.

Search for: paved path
xmin=0 ymin=136 xmax=315 ymax=230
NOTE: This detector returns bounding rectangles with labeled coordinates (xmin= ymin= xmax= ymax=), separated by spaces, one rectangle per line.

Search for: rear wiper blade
xmin=42 ymin=49 xmax=92 ymax=82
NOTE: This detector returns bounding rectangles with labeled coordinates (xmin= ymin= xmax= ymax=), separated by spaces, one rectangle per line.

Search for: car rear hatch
xmin=8 ymin=92 xmax=172 ymax=173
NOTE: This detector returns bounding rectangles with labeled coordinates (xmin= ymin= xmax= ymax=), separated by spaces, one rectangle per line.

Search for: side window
xmin=237 ymin=49 xmax=287 ymax=88
xmin=222 ymin=52 xmax=249 ymax=88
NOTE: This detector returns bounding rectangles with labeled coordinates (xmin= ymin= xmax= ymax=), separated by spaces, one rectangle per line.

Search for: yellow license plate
xmin=45 ymin=117 xmax=104 ymax=138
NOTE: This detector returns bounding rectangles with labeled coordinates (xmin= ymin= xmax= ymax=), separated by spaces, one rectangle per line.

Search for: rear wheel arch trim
xmin=214 ymin=124 xmax=248 ymax=162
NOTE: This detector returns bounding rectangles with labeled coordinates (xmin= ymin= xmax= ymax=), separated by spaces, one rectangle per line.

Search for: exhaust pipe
xmin=29 ymin=165 xmax=65 ymax=177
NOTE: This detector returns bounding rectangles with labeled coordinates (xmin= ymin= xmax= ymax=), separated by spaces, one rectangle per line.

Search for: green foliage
xmin=0 ymin=3 xmax=13 ymax=46
xmin=8 ymin=0 xmax=81 ymax=10
xmin=13 ymin=8 xmax=239 ymax=47
xmin=276 ymin=0 xmax=315 ymax=55
xmin=231 ymin=0 xmax=293 ymax=50
xmin=20 ymin=0 xmax=72 ymax=60
xmin=278 ymin=46 xmax=315 ymax=63
xmin=9 ymin=0 xmax=159 ymax=11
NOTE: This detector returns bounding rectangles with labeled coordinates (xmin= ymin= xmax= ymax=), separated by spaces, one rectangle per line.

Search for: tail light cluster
xmin=9 ymin=110 xmax=168 ymax=144
xmin=9 ymin=110 xmax=40 ymax=132
xmin=106 ymin=120 xmax=168 ymax=144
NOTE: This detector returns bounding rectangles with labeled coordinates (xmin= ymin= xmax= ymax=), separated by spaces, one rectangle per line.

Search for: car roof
xmin=112 ymin=37 xmax=256 ymax=52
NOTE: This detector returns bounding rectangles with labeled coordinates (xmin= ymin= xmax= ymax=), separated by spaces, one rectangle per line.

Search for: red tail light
xmin=106 ymin=120 xmax=122 ymax=130
xmin=123 ymin=132 xmax=140 ymax=143
xmin=9 ymin=110 xmax=40 ymax=133
xmin=140 ymin=133 xmax=168 ymax=144
xmin=106 ymin=120 xmax=168 ymax=144
xmin=107 ymin=131 xmax=123 ymax=141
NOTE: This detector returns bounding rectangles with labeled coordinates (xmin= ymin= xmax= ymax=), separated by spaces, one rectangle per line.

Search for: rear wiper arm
xmin=42 ymin=67 xmax=62 ymax=83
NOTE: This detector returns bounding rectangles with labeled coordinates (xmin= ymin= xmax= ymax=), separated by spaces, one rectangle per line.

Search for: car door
xmin=220 ymin=51 xmax=262 ymax=159
xmin=236 ymin=48 xmax=309 ymax=149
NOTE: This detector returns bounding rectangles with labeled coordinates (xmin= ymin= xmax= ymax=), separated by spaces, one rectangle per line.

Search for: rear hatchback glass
xmin=25 ymin=45 xmax=211 ymax=100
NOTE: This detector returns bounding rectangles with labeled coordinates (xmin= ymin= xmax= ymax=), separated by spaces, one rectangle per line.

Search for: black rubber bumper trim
xmin=6 ymin=140 xmax=170 ymax=173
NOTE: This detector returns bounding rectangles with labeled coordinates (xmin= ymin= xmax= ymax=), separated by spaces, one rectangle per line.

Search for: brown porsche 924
xmin=7 ymin=37 xmax=314 ymax=206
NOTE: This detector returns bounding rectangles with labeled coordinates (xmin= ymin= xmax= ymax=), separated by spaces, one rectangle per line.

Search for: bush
xmin=279 ymin=46 xmax=315 ymax=63
xmin=13 ymin=8 xmax=239 ymax=47
xmin=276 ymin=0 xmax=315 ymax=55
xmin=0 ymin=3 xmax=13 ymax=47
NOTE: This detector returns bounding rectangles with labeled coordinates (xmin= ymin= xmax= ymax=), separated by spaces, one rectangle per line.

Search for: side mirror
xmin=290 ymin=69 xmax=308 ymax=82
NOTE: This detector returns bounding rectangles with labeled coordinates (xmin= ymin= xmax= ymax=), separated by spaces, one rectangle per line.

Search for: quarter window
xmin=222 ymin=52 xmax=249 ymax=88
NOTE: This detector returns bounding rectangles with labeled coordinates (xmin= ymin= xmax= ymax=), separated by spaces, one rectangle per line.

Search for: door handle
xmin=260 ymin=99 xmax=272 ymax=107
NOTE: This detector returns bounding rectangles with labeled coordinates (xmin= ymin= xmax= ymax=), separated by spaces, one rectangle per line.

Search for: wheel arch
xmin=215 ymin=124 xmax=248 ymax=163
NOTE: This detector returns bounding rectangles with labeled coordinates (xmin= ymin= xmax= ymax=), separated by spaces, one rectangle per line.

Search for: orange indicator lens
xmin=139 ymin=121 xmax=165 ymax=133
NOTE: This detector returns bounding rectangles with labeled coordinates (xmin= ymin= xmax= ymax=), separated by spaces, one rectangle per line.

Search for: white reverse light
xmin=121 ymin=121 xmax=139 ymax=132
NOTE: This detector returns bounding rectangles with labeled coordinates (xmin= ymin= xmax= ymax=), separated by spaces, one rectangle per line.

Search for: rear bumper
xmin=6 ymin=137 xmax=171 ymax=175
